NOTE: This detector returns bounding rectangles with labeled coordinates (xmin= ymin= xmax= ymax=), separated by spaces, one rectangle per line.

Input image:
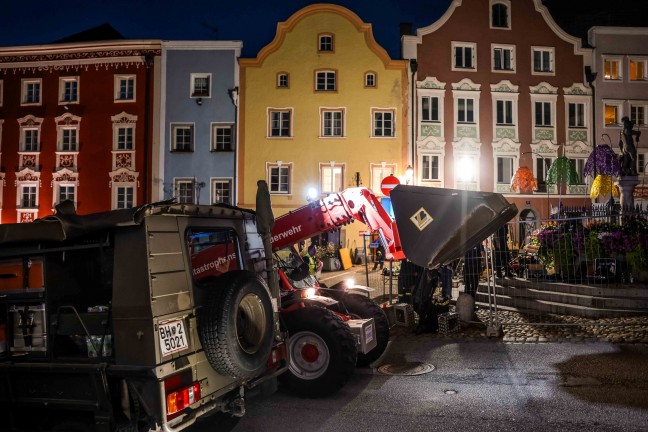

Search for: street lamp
xmin=405 ymin=164 xmax=414 ymax=184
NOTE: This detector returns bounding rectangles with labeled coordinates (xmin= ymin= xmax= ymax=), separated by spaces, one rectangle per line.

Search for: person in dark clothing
xmin=397 ymin=259 xmax=422 ymax=303
xmin=439 ymin=263 xmax=453 ymax=301
xmin=463 ymin=243 xmax=485 ymax=299
xmin=372 ymin=244 xmax=385 ymax=271
xmin=494 ymin=224 xmax=513 ymax=278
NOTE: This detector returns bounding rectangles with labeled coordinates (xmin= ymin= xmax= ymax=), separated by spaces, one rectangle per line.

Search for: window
xmin=630 ymin=59 xmax=647 ymax=81
xmin=491 ymin=2 xmax=509 ymax=28
xmin=212 ymin=125 xmax=233 ymax=151
xmin=365 ymin=72 xmax=376 ymax=88
xmin=535 ymin=101 xmax=552 ymax=126
xmin=604 ymin=102 xmax=622 ymax=126
xmin=320 ymin=163 xmax=344 ymax=194
xmin=568 ymin=102 xmax=585 ymax=128
xmin=23 ymin=129 xmax=39 ymax=151
xmin=172 ymin=124 xmax=194 ymax=152
xmin=452 ymin=42 xmax=475 ymax=70
xmin=370 ymin=163 xmax=396 ymax=194
xmin=604 ymin=58 xmax=622 ymax=80
xmin=535 ymin=157 xmax=554 ymax=192
xmin=497 ymin=157 xmax=514 ymax=184
xmin=22 ymin=79 xmax=42 ymax=105
xmin=630 ymin=103 xmax=648 ymax=127
xmin=456 ymin=156 xmax=477 ymax=183
xmin=277 ymin=73 xmax=289 ymax=88
xmin=321 ymin=109 xmax=344 ymax=137
xmin=61 ymin=128 xmax=78 ymax=151
xmin=211 ymin=179 xmax=232 ymax=205
xmin=316 ymin=71 xmax=336 ymax=91
xmin=421 ymin=155 xmax=440 ymax=181
xmin=457 ymin=98 xmax=475 ymax=123
xmin=58 ymin=185 xmax=75 ymax=204
xmin=117 ymin=126 xmax=134 ymax=150
xmin=532 ymin=47 xmax=554 ymax=74
xmin=116 ymin=186 xmax=134 ymax=209
xmin=269 ymin=109 xmax=291 ymax=137
xmin=115 ymin=75 xmax=135 ymax=101
xmin=496 ymin=100 xmax=513 ymax=125
xmin=268 ymin=164 xmax=291 ymax=194
xmin=59 ymin=77 xmax=79 ymax=103
xmin=175 ymin=179 xmax=195 ymax=204
xmin=373 ymin=110 xmax=395 ymax=137
xmin=639 ymin=153 xmax=646 ymax=174
xmin=318 ymin=34 xmax=334 ymax=52
xmin=493 ymin=45 xmax=514 ymax=71
xmin=21 ymin=186 xmax=37 ymax=208
xmin=568 ymin=158 xmax=585 ymax=184
xmin=188 ymin=229 xmax=240 ymax=283
xmin=191 ymin=73 xmax=211 ymax=97
xmin=422 ymin=96 xmax=439 ymax=122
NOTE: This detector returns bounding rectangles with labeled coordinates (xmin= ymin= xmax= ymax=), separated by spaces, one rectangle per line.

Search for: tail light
xmin=267 ymin=342 xmax=287 ymax=369
xmin=166 ymin=381 xmax=201 ymax=419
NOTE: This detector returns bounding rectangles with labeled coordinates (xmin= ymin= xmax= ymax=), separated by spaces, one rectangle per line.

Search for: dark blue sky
xmin=0 ymin=0 xmax=452 ymax=59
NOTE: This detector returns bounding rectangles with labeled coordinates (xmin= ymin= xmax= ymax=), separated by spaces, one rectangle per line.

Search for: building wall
xmin=239 ymin=4 xmax=408 ymax=247
xmin=161 ymin=41 xmax=241 ymax=205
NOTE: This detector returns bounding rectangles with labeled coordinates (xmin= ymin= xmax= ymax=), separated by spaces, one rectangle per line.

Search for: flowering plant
xmin=314 ymin=242 xmax=339 ymax=260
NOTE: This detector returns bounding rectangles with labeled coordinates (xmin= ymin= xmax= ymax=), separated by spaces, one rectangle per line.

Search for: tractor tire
xmin=341 ymin=293 xmax=390 ymax=366
xmin=199 ymin=271 xmax=274 ymax=379
xmin=281 ymin=307 xmax=357 ymax=398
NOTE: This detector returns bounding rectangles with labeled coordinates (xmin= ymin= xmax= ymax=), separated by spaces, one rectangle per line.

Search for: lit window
xmin=320 ymin=163 xmax=344 ymax=194
xmin=453 ymin=42 xmax=476 ymax=69
xmin=316 ymin=71 xmax=336 ymax=91
xmin=212 ymin=179 xmax=232 ymax=204
xmin=22 ymin=79 xmax=42 ymax=105
xmin=422 ymin=96 xmax=439 ymax=122
xmin=604 ymin=103 xmax=620 ymax=126
xmin=268 ymin=164 xmax=291 ymax=194
xmin=172 ymin=124 xmax=194 ymax=152
xmin=535 ymin=101 xmax=552 ymax=126
xmin=604 ymin=58 xmax=621 ymax=80
xmin=497 ymin=157 xmax=514 ymax=184
xmin=115 ymin=75 xmax=135 ymax=101
xmin=365 ymin=72 xmax=376 ymax=88
xmin=277 ymin=73 xmax=289 ymax=88
xmin=568 ymin=103 xmax=585 ymax=128
xmin=318 ymin=34 xmax=334 ymax=52
xmin=458 ymin=98 xmax=475 ymax=123
xmin=373 ymin=110 xmax=395 ymax=137
xmin=496 ymin=100 xmax=513 ymax=125
xmin=421 ymin=155 xmax=440 ymax=181
xmin=212 ymin=125 xmax=233 ymax=151
xmin=532 ymin=47 xmax=554 ymax=73
xmin=630 ymin=59 xmax=647 ymax=81
xmin=269 ymin=109 xmax=292 ymax=137
xmin=116 ymin=186 xmax=134 ymax=209
xmin=456 ymin=156 xmax=477 ymax=182
xmin=491 ymin=2 xmax=509 ymax=28
xmin=321 ymin=109 xmax=344 ymax=137
xmin=192 ymin=74 xmax=211 ymax=97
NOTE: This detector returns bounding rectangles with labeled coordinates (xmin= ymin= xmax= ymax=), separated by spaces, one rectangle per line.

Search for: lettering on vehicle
xmin=159 ymin=319 xmax=189 ymax=356
xmin=192 ymin=252 xmax=237 ymax=277
xmin=271 ymin=224 xmax=303 ymax=243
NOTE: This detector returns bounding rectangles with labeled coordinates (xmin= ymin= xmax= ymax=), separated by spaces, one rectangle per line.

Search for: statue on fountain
xmin=619 ymin=116 xmax=640 ymax=176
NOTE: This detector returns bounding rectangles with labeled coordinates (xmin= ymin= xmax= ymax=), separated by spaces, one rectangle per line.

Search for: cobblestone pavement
xmin=391 ymin=307 xmax=648 ymax=344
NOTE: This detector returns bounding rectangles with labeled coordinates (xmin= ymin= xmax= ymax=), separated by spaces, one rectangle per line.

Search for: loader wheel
xmin=341 ymin=293 xmax=390 ymax=367
xmin=199 ymin=271 xmax=274 ymax=379
xmin=281 ymin=307 xmax=357 ymax=398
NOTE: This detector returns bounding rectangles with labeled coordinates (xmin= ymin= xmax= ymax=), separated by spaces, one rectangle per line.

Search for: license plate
xmin=159 ymin=319 xmax=188 ymax=356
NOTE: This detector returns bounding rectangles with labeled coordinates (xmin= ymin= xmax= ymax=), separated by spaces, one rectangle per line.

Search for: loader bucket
xmin=390 ymin=185 xmax=517 ymax=269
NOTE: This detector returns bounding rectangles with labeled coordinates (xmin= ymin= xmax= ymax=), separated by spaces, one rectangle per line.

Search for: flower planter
xmin=321 ymin=257 xmax=341 ymax=272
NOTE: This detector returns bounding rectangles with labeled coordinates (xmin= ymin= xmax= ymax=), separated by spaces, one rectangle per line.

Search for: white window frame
xmin=59 ymin=76 xmax=80 ymax=104
xmin=492 ymin=44 xmax=515 ymax=73
xmin=603 ymin=56 xmax=622 ymax=81
xmin=494 ymin=99 xmax=515 ymax=125
xmin=457 ymin=97 xmax=476 ymax=124
xmin=267 ymin=108 xmax=293 ymax=138
xmin=371 ymin=108 xmax=396 ymax=138
xmin=114 ymin=185 xmax=135 ymax=209
xmin=320 ymin=107 xmax=346 ymax=138
xmin=421 ymin=95 xmax=440 ymax=123
xmin=171 ymin=124 xmax=194 ymax=152
xmin=211 ymin=178 xmax=233 ymax=205
xmin=319 ymin=162 xmax=345 ymax=195
xmin=174 ymin=178 xmax=196 ymax=204
xmin=531 ymin=46 xmax=555 ymax=75
xmin=365 ymin=72 xmax=376 ymax=88
xmin=22 ymin=128 xmax=40 ymax=152
xmin=55 ymin=183 xmax=76 ymax=206
xmin=629 ymin=57 xmax=648 ymax=82
xmin=318 ymin=34 xmax=334 ymax=52
xmin=496 ymin=156 xmax=515 ymax=185
xmin=114 ymin=75 xmax=136 ymax=102
xmin=451 ymin=42 xmax=476 ymax=71
xmin=277 ymin=72 xmax=289 ymax=88
xmin=18 ymin=184 xmax=38 ymax=209
xmin=315 ymin=70 xmax=337 ymax=91
xmin=21 ymin=78 xmax=42 ymax=105
xmin=534 ymin=156 xmax=555 ymax=193
xmin=211 ymin=123 xmax=234 ymax=151
xmin=629 ymin=101 xmax=648 ymax=128
xmin=59 ymin=126 xmax=79 ymax=152
xmin=603 ymin=100 xmax=624 ymax=127
xmin=191 ymin=73 xmax=211 ymax=98
xmin=420 ymin=154 xmax=442 ymax=183
xmin=533 ymin=100 xmax=554 ymax=127
xmin=370 ymin=163 xmax=396 ymax=196
xmin=567 ymin=101 xmax=586 ymax=128
xmin=115 ymin=125 xmax=135 ymax=150
xmin=266 ymin=162 xmax=292 ymax=195
xmin=490 ymin=0 xmax=511 ymax=29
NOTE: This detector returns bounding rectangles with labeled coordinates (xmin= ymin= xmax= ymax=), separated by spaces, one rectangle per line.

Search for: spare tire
xmin=198 ymin=271 xmax=274 ymax=379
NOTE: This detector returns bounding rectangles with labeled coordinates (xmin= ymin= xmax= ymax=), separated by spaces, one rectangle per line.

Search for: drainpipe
xmin=228 ymin=86 xmax=239 ymax=205
xmin=143 ymin=52 xmax=154 ymax=204
xmin=410 ymin=59 xmax=418 ymax=183
xmin=585 ymin=66 xmax=598 ymax=178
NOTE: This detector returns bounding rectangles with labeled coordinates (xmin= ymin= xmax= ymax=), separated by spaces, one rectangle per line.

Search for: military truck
xmin=0 ymin=183 xmax=287 ymax=431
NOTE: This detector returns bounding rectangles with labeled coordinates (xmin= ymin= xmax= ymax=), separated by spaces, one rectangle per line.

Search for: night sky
xmin=0 ymin=0 xmax=452 ymax=59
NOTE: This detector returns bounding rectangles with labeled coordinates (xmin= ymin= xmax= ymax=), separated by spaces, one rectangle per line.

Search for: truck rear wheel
xmin=281 ymin=307 xmax=357 ymax=398
xmin=341 ymin=293 xmax=390 ymax=367
xmin=199 ymin=271 xmax=274 ymax=379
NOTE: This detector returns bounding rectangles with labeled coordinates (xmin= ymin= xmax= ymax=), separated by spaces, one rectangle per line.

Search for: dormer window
xmin=277 ymin=72 xmax=289 ymax=88
xmin=365 ymin=72 xmax=376 ymax=88
xmin=318 ymin=34 xmax=334 ymax=52
xmin=491 ymin=1 xmax=510 ymax=29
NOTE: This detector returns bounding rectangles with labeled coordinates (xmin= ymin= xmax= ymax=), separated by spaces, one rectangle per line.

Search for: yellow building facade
xmin=239 ymin=4 xmax=409 ymax=248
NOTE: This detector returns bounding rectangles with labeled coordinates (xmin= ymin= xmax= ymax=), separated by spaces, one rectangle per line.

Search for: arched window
xmin=492 ymin=3 xmax=509 ymax=28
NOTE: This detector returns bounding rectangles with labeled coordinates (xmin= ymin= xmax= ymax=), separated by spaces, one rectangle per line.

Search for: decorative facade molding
xmin=563 ymin=83 xmax=590 ymax=96
xmin=490 ymin=80 xmax=519 ymax=93
xmin=417 ymin=76 xmax=446 ymax=90
xmin=452 ymin=78 xmax=481 ymax=91
xmin=530 ymin=82 xmax=558 ymax=94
